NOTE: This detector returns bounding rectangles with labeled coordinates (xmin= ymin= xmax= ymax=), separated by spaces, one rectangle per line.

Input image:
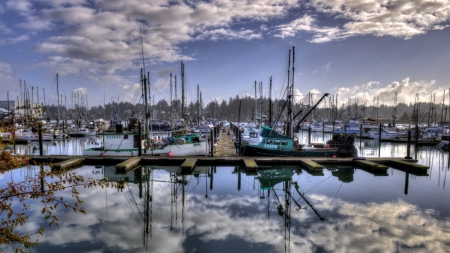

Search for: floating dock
xmin=24 ymin=128 xmax=429 ymax=174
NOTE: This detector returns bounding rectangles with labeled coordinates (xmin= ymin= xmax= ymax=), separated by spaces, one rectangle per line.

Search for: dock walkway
xmin=25 ymin=126 xmax=428 ymax=174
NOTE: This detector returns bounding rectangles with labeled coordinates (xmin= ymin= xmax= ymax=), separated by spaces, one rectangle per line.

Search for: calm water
xmin=2 ymin=134 xmax=450 ymax=253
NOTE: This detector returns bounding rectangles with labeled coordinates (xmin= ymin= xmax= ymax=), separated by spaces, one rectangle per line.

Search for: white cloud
xmin=119 ymin=83 xmax=142 ymax=103
xmin=6 ymin=0 xmax=32 ymax=13
xmin=4 ymin=0 xmax=300 ymax=78
xmin=276 ymin=0 xmax=450 ymax=42
xmin=330 ymin=77 xmax=444 ymax=106
xmin=19 ymin=166 xmax=450 ymax=253
xmin=0 ymin=34 xmax=29 ymax=45
xmin=196 ymin=28 xmax=262 ymax=41
xmin=0 ymin=61 xmax=18 ymax=92
xmin=0 ymin=21 xmax=11 ymax=33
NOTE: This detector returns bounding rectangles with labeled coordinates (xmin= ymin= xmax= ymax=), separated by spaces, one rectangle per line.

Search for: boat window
xmin=274 ymin=139 xmax=280 ymax=145
xmin=281 ymin=140 xmax=288 ymax=145
xmin=262 ymin=139 xmax=266 ymax=143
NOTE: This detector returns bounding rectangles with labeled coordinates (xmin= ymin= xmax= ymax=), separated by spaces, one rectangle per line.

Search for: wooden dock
xmin=24 ymin=128 xmax=429 ymax=174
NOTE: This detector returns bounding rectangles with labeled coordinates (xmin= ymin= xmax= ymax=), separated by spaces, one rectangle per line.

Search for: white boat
xmin=83 ymin=130 xmax=209 ymax=157
xmin=68 ymin=126 xmax=97 ymax=137
xmin=16 ymin=132 xmax=54 ymax=141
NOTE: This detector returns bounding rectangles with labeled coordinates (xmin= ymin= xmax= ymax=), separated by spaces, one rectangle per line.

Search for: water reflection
xmin=3 ymin=134 xmax=450 ymax=252
xmin=4 ymin=164 xmax=445 ymax=253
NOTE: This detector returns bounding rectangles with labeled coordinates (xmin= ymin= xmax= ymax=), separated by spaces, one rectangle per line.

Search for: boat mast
xmin=141 ymin=69 xmax=150 ymax=149
xmin=56 ymin=74 xmax=60 ymax=127
xmin=269 ymin=76 xmax=272 ymax=127
xmin=170 ymin=73 xmax=172 ymax=121
xmin=440 ymin=90 xmax=445 ymax=125
xmin=174 ymin=75 xmax=177 ymax=123
xmin=254 ymin=80 xmax=257 ymax=126
xmin=259 ymin=81 xmax=263 ymax=127
xmin=181 ymin=61 xmax=185 ymax=121
xmin=286 ymin=49 xmax=291 ymax=136
xmin=290 ymin=46 xmax=295 ymax=138
xmin=197 ymin=85 xmax=200 ymax=126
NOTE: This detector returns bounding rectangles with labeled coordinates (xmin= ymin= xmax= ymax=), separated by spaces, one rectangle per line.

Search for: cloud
xmin=118 ymin=83 xmax=142 ymax=103
xmin=4 ymin=0 xmax=300 ymax=78
xmin=276 ymin=0 xmax=450 ymax=42
xmin=195 ymin=28 xmax=262 ymax=41
xmin=0 ymin=35 xmax=29 ymax=45
xmin=6 ymin=0 xmax=32 ymax=13
xmin=330 ymin=77 xmax=445 ymax=106
xmin=0 ymin=21 xmax=11 ymax=33
xmin=18 ymin=166 xmax=450 ymax=253
xmin=0 ymin=61 xmax=18 ymax=92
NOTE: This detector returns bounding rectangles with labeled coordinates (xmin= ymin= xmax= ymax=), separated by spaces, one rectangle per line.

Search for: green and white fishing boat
xmin=239 ymin=126 xmax=356 ymax=157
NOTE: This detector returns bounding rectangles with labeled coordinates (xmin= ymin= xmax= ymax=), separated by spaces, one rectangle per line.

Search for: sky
xmin=1 ymin=0 xmax=450 ymax=109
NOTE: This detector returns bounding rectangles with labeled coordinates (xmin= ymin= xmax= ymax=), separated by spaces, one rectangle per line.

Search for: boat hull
xmin=241 ymin=145 xmax=341 ymax=157
xmin=83 ymin=141 xmax=208 ymax=156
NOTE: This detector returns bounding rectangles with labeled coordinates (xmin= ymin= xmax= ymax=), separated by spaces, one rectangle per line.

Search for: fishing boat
xmin=67 ymin=125 xmax=97 ymax=137
xmin=82 ymin=126 xmax=208 ymax=156
xmin=83 ymin=67 xmax=208 ymax=157
xmin=239 ymin=126 xmax=356 ymax=157
xmin=16 ymin=132 xmax=54 ymax=141
xmin=239 ymin=47 xmax=356 ymax=158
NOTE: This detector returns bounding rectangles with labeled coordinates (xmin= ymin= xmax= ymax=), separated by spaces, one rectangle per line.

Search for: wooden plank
xmin=243 ymin=158 xmax=258 ymax=172
xmin=299 ymin=159 xmax=324 ymax=172
xmin=385 ymin=160 xmax=429 ymax=172
xmin=116 ymin=157 xmax=141 ymax=173
xmin=52 ymin=158 xmax=85 ymax=170
xmin=181 ymin=158 xmax=197 ymax=173
xmin=354 ymin=160 xmax=388 ymax=172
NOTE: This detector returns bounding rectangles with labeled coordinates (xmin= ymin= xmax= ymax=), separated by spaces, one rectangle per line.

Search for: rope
xmin=323 ymin=182 xmax=343 ymax=219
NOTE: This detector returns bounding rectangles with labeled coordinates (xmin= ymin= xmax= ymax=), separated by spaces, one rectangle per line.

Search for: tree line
xmin=43 ymin=96 xmax=450 ymax=125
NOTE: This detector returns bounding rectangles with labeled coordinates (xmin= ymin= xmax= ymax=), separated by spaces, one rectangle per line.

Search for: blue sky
xmin=1 ymin=0 xmax=450 ymax=109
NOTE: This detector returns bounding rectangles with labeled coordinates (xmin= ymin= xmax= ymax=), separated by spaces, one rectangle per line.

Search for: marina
xmin=1 ymin=133 xmax=449 ymax=252
xmin=2 ymin=2 xmax=450 ymax=252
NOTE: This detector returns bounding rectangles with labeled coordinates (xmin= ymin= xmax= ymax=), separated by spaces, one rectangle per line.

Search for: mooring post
xmin=214 ymin=126 xmax=217 ymax=144
xmin=405 ymin=129 xmax=412 ymax=159
xmin=404 ymin=172 xmax=409 ymax=195
xmin=138 ymin=120 xmax=142 ymax=156
xmin=359 ymin=124 xmax=362 ymax=151
xmin=210 ymin=128 xmax=214 ymax=157
xmin=322 ymin=122 xmax=324 ymax=141
xmin=38 ymin=126 xmax=43 ymax=156
xmin=378 ymin=123 xmax=382 ymax=157
xmin=308 ymin=126 xmax=311 ymax=146
xmin=238 ymin=129 xmax=242 ymax=156
xmin=238 ymin=167 xmax=241 ymax=191
xmin=210 ymin=166 xmax=214 ymax=190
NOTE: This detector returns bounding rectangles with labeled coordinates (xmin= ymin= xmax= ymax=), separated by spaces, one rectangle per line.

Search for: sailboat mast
xmin=254 ymin=80 xmax=257 ymax=125
xmin=56 ymin=74 xmax=60 ymax=126
xmin=170 ymin=73 xmax=172 ymax=116
xmin=142 ymin=69 xmax=150 ymax=150
xmin=181 ymin=61 xmax=185 ymax=120
xmin=290 ymin=46 xmax=295 ymax=138
xmin=174 ymin=75 xmax=177 ymax=122
xmin=197 ymin=85 xmax=200 ymax=126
